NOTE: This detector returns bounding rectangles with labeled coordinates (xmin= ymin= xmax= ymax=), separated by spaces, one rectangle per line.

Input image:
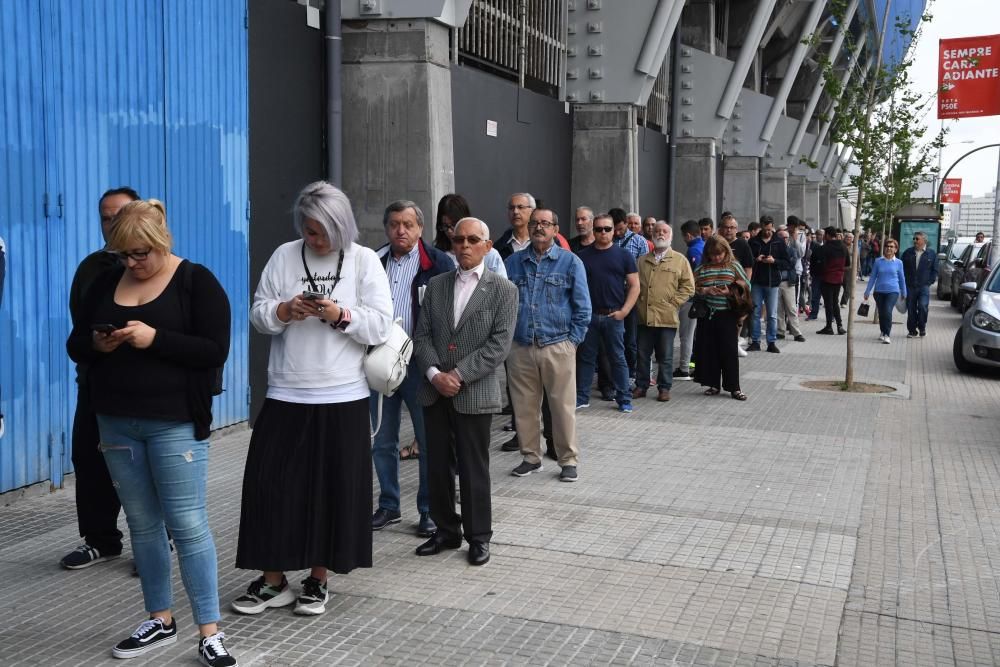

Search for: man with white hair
xmin=632 ymin=221 xmax=694 ymax=402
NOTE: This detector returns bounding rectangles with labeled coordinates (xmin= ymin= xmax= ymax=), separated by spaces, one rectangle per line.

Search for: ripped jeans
xmin=97 ymin=416 xmax=220 ymax=625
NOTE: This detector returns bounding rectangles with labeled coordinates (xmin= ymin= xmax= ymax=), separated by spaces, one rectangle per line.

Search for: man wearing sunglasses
xmin=505 ymin=207 xmax=591 ymax=483
xmin=61 ymin=186 xmax=140 ymax=570
xmin=900 ymin=231 xmax=938 ymax=337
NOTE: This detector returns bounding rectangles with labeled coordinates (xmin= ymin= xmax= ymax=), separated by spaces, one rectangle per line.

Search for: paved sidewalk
xmin=2 ymin=284 xmax=999 ymax=666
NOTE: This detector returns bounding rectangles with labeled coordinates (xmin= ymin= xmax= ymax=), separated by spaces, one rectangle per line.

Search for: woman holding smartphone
xmin=234 ymin=181 xmax=392 ymax=617
xmin=66 ymin=199 xmax=236 ymax=666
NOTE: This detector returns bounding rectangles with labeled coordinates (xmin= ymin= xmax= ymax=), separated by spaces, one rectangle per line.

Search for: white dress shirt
xmin=426 ymin=262 xmax=486 ymax=382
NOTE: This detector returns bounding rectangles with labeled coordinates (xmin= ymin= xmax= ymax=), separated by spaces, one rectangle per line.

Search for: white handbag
xmin=356 ymin=251 xmax=414 ymax=438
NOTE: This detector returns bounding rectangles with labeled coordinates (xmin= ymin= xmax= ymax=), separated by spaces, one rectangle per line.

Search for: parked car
xmin=950 ymin=242 xmax=987 ymax=308
xmin=954 ymin=267 xmax=1000 ymax=373
xmin=937 ymin=238 xmax=972 ymax=300
xmin=957 ymin=241 xmax=994 ymax=312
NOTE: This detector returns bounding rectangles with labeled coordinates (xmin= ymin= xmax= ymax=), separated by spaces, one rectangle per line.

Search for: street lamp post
xmin=935 ymin=144 xmax=1000 ymax=265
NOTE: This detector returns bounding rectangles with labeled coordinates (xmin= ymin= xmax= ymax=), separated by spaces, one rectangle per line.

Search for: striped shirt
xmin=385 ymin=244 xmax=421 ymax=335
xmin=694 ymin=262 xmax=749 ymax=313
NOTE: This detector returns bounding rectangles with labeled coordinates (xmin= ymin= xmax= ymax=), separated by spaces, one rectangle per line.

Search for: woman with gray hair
xmin=234 ymin=181 xmax=392 ymax=617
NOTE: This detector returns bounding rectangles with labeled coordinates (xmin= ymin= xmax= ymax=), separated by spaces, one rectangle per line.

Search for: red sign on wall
xmin=938 ymin=34 xmax=1000 ymax=119
xmin=941 ymin=178 xmax=962 ymax=203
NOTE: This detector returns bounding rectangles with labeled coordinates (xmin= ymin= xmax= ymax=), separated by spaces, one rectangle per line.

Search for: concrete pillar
xmin=760 ymin=167 xmax=787 ymax=225
xmin=674 ymin=138 xmax=717 ymax=225
xmin=818 ymin=184 xmax=831 ymax=228
xmin=722 ymin=157 xmax=759 ymax=226
xmin=830 ymin=187 xmax=841 ymax=227
xmin=342 ymin=19 xmax=455 ymax=247
xmin=571 ymin=104 xmax=639 ymax=215
xmin=803 ymin=182 xmax=821 ymax=229
xmin=787 ymin=175 xmax=806 ymax=221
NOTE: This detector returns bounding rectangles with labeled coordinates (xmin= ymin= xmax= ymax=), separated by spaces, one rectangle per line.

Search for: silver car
xmin=954 ymin=267 xmax=1000 ymax=372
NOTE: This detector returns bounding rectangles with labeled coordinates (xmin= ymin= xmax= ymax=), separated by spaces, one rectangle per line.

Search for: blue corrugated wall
xmin=0 ymin=0 xmax=248 ymax=493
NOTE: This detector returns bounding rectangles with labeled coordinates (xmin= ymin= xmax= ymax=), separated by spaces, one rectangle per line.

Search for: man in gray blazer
xmin=413 ymin=217 xmax=518 ymax=566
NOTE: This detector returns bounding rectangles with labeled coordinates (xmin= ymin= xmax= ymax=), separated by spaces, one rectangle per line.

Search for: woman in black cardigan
xmin=65 ymin=199 xmax=236 ymax=667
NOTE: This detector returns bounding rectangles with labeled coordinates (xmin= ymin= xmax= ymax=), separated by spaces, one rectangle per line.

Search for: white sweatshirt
xmin=250 ymin=240 xmax=393 ymax=396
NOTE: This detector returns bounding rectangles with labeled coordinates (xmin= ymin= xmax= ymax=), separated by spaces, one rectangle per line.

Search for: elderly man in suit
xmin=413 ymin=217 xmax=518 ymax=566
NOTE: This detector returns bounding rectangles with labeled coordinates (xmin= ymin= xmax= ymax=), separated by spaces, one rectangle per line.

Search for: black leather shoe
xmin=500 ymin=435 xmax=520 ymax=452
xmin=415 ymin=534 xmax=462 ymax=556
xmin=467 ymin=541 xmax=490 ymax=566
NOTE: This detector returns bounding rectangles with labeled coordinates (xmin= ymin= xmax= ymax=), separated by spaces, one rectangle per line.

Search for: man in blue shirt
xmin=900 ymin=231 xmax=938 ymax=337
xmin=610 ymin=208 xmax=648 ymax=378
xmin=505 ymin=207 xmax=591 ymax=483
xmin=577 ymin=214 xmax=640 ymax=413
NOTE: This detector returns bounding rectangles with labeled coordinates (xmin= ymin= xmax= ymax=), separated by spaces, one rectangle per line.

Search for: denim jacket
xmin=504 ymin=244 xmax=592 ymax=347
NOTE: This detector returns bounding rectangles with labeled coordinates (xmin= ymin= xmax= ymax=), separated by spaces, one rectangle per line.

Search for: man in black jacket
xmin=747 ymin=216 xmax=791 ymax=353
xmin=61 ymin=186 xmax=139 ymax=570
xmin=372 ymin=200 xmax=454 ymax=538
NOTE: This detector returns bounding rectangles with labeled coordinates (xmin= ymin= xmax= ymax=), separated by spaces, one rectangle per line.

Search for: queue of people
xmin=67 ymin=182 xmax=914 ymax=665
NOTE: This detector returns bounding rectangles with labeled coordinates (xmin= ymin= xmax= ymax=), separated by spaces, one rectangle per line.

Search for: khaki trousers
xmin=507 ymin=341 xmax=579 ymax=466
xmin=777 ymin=280 xmax=802 ymax=337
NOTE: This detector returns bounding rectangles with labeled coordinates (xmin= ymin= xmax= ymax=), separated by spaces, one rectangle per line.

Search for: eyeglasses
xmin=593 ymin=226 xmax=613 ymax=233
xmin=451 ymin=235 xmax=483 ymax=246
xmin=507 ymin=204 xmax=532 ymax=212
xmin=528 ymin=220 xmax=556 ymax=229
xmin=115 ymin=248 xmax=153 ymax=261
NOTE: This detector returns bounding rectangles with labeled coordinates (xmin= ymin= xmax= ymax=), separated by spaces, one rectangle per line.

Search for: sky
xmin=908 ymin=0 xmax=1000 ymax=198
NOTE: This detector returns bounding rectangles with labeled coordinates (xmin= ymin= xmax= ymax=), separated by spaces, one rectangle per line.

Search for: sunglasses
xmin=452 ymin=235 xmax=484 ymax=245
xmin=594 ymin=226 xmax=613 ymax=233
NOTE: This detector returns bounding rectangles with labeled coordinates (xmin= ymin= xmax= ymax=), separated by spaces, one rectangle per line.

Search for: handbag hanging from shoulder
xmin=688 ymin=294 xmax=711 ymax=319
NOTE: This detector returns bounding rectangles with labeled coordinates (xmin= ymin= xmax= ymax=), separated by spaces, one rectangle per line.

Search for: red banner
xmin=938 ymin=34 xmax=1000 ymax=119
xmin=941 ymin=178 xmax=962 ymax=203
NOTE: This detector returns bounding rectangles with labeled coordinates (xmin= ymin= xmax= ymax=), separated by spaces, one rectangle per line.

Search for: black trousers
xmin=822 ymin=282 xmax=843 ymax=328
xmin=424 ymin=399 xmax=492 ymax=544
xmin=692 ymin=310 xmax=741 ymax=393
xmin=71 ymin=387 xmax=123 ymax=554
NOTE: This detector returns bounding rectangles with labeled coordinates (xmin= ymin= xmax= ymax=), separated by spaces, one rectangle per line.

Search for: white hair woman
xmin=234 ymin=181 xmax=392 ymax=617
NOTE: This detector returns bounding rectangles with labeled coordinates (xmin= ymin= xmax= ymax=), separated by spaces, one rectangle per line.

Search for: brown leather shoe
xmin=657 ymin=389 xmax=671 ymax=402
xmin=632 ymin=387 xmax=647 ymax=399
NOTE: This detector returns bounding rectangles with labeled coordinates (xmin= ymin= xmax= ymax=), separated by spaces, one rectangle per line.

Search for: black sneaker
xmin=231 ymin=575 xmax=295 ymax=614
xmin=512 ymin=461 xmax=543 ymax=477
xmin=61 ymin=544 xmax=121 ymax=570
xmin=371 ymin=508 xmax=401 ymax=530
xmin=500 ymin=434 xmax=520 ymax=452
xmin=775 ymin=334 xmax=786 ymax=340
xmin=794 ymin=335 xmax=806 ymax=342
xmin=112 ymin=617 xmax=178 ymax=659
xmin=294 ymin=576 xmax=329 ymax=615
xmin=766 ymin=343 xmax=780 ymax=353
xmin=746 ymin=341 xmax=761 ymax=351
xmin=672 ymin=368 xmax=692 ymax=380
xmin=559 ymin=466 xmax=579 ymax=482
xmin=199 ymin=631 xmax=238 ymax=667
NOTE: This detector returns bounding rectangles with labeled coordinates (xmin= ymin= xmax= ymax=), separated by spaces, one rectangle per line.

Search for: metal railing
xmin=638 ymin=57 xmax=669 ymax=132
xmin=456 ymin=0 xmax=567 ymax=98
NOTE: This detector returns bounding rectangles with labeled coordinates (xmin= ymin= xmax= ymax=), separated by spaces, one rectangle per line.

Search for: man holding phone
xmin=747 ymin=216 xmax=791 ymax=353
xmin=62 ymin=186 xmax=140 ymax=570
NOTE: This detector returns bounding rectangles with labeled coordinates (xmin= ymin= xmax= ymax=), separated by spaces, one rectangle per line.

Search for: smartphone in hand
xmin=92 ymin=323 xmax=117 ymax=334
xmin=301 ymin=290 xmax=325 ymax=301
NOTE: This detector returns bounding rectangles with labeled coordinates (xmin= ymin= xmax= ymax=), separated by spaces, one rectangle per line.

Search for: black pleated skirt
xmin=235 ymin=397 xmax=372 ymax=574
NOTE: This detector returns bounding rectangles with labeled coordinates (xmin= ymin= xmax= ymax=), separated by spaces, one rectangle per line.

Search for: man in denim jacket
xmin=504 ymin=206 xmax=592 ymax=483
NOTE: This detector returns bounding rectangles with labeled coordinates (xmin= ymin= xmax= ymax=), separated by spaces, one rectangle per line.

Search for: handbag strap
xmin=300 ymin=242 xmax=344 ymax=294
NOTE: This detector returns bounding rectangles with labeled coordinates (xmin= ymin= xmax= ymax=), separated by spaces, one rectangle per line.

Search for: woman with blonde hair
xmin=66 ymin=199 xmax=236 ymax=666
xmin=233 ymin=181 xmax=392 ymax=618
xmin=692 ymin=234 xmax=750 ymax=401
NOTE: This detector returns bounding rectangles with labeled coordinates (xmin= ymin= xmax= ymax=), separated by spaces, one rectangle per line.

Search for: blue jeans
xmin=872 ymin=292 xmax=898 ymax=337
xmin=370 ymin=364 xmax=429 ymax=514
xmin=808 ymin=277 xmax=823 ymax=318
xmin=577 ymin=314 xmax=630 ymax=406
xmin=636 ymin=325 xmax=675 ymax=391
xmin=751 ymin=284 xmax=779 ymax=344
xmin=97 ymin=416 xmax=220 ymax=625
xmin=906 ymin=285 xmax=930 ymax=334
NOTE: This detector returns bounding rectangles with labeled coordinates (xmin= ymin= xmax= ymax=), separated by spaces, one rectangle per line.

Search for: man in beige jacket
xmin=632 ymin=221 xmax=695 ymax=402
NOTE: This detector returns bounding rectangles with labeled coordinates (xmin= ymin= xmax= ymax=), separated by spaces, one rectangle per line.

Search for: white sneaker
xmin=737 ymin=346 xmax=748 ymax=357
xmin=231 ymin=576 xmax=295 ymax=614
xmin=293 ymin=576 xmax=329 ymax=615
xmin=883 ymin=336 xmax=891 ymax=344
